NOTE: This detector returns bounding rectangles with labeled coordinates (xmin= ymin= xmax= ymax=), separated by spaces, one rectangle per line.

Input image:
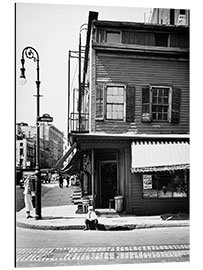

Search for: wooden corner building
xmin=63 ymin=10 xmax=189 ymax=215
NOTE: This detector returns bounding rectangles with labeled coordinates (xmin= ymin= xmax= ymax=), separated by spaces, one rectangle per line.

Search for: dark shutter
xmin=171 ymin=88 xmax=181 ymax=123
xmin=96 ymin=83 xmax=104 ymax=119
xmin=141 ymin=86 xmax=151 ymax=122
xmin=126 ymin=86 xmax=135 ymax=122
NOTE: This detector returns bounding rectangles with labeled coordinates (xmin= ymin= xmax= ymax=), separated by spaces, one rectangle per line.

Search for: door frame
xmin=98 ymin=160 xmax=119 ymax=207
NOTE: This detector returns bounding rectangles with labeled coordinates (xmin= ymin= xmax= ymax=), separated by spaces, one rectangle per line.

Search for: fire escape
xmin=68 ymin=24 xmax=89 ymax=137
xmin=68 ymin=12 xmax=98 ymax=140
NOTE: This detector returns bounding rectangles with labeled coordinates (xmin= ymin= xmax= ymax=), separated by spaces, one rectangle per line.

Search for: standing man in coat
xmin=23 ymin=175 xmax=35 ymax=219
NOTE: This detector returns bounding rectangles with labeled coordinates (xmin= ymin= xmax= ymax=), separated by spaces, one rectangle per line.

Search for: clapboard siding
xmin=130 ymin=174 xmax=143 ymax=215
xmin=93 ymin=51 xmax=189 ymax=134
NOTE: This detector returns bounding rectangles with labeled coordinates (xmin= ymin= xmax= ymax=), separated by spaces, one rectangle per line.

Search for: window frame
xmin=142 ymin=85 xmax=173 ymax=123
xmin=142 ymin=171 xmax=189 ymax=199
xmin=105 ymin=30 xmax=121 ymax=44
xmin=151 ymin=85 xmax=172 ymax=122
xmin=104 ymin=83 xmax=126 ymax=122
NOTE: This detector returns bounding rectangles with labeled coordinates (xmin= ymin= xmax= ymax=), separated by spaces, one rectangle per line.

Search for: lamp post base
xmin=35 ymin=215 xmax=42 ymax=220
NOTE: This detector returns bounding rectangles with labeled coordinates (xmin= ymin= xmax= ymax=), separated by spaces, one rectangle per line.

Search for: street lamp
xmin=19 ymin=46 xmax=42 ymax=220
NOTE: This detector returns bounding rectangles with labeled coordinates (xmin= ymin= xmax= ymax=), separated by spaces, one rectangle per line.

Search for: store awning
xmin=54 ymin=142 xmax=77 ymax=170
xmin=60 ymin=150 xmax=81 ymax=175
xmin=131 ymin=141 xmax=190 ymax=173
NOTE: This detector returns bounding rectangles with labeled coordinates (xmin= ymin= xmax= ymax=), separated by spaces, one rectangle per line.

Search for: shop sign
xmin=143 ymin=175 xmax=152 ymax=189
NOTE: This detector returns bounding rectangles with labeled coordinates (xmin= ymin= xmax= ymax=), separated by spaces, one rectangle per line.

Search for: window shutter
xmin=141 ymin=86 xmax=151 ymax=122
xmin=96 ymin=83 xmax=104 ymax=119
xmin=171 ymin=88 xmax=181 ymax=123
xmin=126 ymin=86 xmax=135 ymax=122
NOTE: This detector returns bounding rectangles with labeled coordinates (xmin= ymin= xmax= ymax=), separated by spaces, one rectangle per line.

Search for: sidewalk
xmin=16 ymin=183 xmax=190 ymax=230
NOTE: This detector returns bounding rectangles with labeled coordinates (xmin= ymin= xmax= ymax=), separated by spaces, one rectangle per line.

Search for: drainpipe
xmin=78 ymin=33 xmax=82 ymax=132
xmin=67 ymin=50 xmax=71 ymax=143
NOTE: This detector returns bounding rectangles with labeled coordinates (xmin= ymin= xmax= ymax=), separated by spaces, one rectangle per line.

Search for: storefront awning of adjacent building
xmin=131 ymin=141 xmax=190 ymax=173
xmin=60 ymin=150 xmax=81 ymax=175
xmin=54 ymin=142 xmax=77 ymax=170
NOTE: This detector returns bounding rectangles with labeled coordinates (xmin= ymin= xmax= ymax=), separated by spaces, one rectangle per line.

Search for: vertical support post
xmin=91 ymin=149 xmax=95 ymax=209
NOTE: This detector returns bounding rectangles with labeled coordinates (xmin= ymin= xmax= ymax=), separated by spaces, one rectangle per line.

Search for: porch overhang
xmin=131 ymin=141 xmax=190 ymax=173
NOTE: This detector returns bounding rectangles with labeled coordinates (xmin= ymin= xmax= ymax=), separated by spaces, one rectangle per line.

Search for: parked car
xmin=40 ymin=172 xmax=50 ymax=183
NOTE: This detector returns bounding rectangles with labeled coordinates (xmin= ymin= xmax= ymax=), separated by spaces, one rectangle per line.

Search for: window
xmin=151 ymin=87 xmax=169 ymax=121
xmin=170 ymin=9 xmax=175 ymax=25
xmin=141 ymin=85 xmax=181 ymax=123
xmin=143 ymin=171 xmax=189 ymax=198
xmin=106 ymin=86 xmax=125 ymax=120
xmin=20 ymin=148 xmax=23 ymax=156
xmin=180 ymin=9 xmax=186 ymax=15
xmin=96 ymin=83 xmax=135 ymax=122
xmin=106 ymin=31 xmax=121 ymax=43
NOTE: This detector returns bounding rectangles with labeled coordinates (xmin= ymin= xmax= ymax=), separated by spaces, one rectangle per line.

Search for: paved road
xmin=16 ymin=243 xmax=189 ymax=267
xmin=15 ymin=226 xmax=189 ymax=267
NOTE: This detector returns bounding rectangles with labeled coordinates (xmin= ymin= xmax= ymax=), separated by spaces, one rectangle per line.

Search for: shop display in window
xmin=143 ymin=171 xmax=188 ymax=198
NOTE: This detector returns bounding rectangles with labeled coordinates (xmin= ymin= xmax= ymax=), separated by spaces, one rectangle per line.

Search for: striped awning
xmin=60 ymin=150 xmax=81 ymax=175
xmin=54 ymin=142 xmax=77 ymax=170
xmin=131 ymin=141 xmax=190 ymax=173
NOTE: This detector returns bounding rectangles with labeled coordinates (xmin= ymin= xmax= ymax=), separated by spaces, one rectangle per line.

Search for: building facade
xmin=16 ymin=138 xmax=35 ymax=170
xmin=16 ymin=122 xmax=64 ymax=170
xmin=65 ymin=11 xmax=189 ymax=215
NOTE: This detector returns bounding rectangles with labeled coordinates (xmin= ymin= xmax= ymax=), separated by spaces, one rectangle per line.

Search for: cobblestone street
xmin=16 ymin=244 xmax=189 ymax=266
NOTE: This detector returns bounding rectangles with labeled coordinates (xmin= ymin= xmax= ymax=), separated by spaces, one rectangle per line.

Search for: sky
xmin=16 ymin=2 xmax=152 ymax=137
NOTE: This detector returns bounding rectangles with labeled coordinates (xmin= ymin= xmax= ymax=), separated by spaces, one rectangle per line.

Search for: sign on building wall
xmin=143 ymin=175 xmax=152 ymax=189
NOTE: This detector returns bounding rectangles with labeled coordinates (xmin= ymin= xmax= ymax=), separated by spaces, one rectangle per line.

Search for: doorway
xmin=100 ymin=162 xmax=117 ymax=208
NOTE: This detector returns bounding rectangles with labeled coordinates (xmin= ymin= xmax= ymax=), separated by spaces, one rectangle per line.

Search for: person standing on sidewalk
xmin=84 ymin=206 xmax=98 ymax=230
xmin=23 ymin=175 xmax=35 ymax=219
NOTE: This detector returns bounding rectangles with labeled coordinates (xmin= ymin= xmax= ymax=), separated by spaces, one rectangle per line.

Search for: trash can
xmin=114 ymin=196 xmax=123 ymax=212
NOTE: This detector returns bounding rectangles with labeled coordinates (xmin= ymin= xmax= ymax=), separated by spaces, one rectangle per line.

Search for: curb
xmin=16 ymin=220 xmax=189 ymax=231
xmin=16 ymin=221 xmax=84 ymax=230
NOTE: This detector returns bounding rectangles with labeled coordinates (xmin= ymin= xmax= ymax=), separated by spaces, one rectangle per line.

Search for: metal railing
xmin=69 ymin=112 xmax=89 ymax=133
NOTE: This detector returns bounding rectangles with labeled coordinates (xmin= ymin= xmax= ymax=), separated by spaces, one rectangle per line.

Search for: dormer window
xmin=106 ymin=31 xmax=121 ymax=43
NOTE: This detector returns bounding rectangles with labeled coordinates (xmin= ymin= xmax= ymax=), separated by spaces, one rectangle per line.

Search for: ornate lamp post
xmin=19 ymin=46 xmax=42 ymax=220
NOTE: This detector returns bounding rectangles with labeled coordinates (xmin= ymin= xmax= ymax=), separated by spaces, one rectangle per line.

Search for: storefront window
xmin=143 ymin=171 xmax=188 ymax=198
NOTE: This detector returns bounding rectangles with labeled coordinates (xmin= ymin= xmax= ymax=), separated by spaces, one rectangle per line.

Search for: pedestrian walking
xmin=66 ymin=175 xmax=70 ymax=188
xmin=23 ymin=175 xmax=35 ymax=219
xmin=84 ymin=206 xmax=98 ymax=230
xmin=58 ymin=174 xmax=63 ymax=188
